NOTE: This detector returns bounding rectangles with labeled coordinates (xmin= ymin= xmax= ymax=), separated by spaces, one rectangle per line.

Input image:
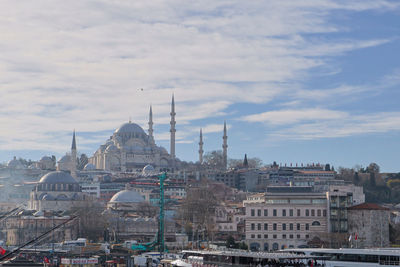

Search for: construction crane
xmin=131 ymin=172 xmax=166 ymax=253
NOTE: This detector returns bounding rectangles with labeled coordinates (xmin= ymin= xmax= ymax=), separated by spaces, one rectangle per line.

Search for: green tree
xmin=353 ymin=172 xmax=360 ymax=185
xmin=226 ymin=235 xmax=237 ymax=248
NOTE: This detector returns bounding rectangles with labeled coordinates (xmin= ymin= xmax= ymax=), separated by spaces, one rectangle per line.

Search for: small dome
xmin=7 ymin=157 xmax=24 ymax=169
xmin=109 ymin=190 xmax=144 ymax=203
xmin=105 ymin=144 xmax=118 ymax=153
xmin=115 ymin=122 xmax=146 ymax=135
xmin=58 ymin=154 xmax=72 ymax=163
xmin=40 ymin=156 xmax=53 ymax=162
xmin=38 ymin=171 xmax=78 ymax=184
xmin=83 ymin=163 xmax=96 ymax=171
xmin=142 ymin=164 xmax=155 ymax=174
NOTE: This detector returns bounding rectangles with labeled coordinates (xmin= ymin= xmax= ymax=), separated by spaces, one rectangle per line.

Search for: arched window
xmin=263 ymin=243 xmax=269 ymax=251
xmin=272 ymin=243 xmax=279 ymax=251
xmin=250 ymin=242 xmax=260 ymax=251
xmin=312 ymin=221 xmax=321 ymax=226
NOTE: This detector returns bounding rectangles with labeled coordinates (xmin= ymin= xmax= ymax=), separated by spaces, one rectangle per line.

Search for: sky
xmin=0 ymin=0 xmax=399 ymax=172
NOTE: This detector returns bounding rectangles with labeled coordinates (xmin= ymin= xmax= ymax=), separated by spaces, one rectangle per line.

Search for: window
xmin=251 ymin=234 xmax=255 ymax=238
xmin=273 ymin=223 xmax=277 ymax=230
xmin=297 ymin=223 xmax=300 ymax=230
xmin=306 ymin=224 xmax=309 ymax=230
xmin=282 ymin=223 xmax=286 ymax=230
xmin=257 ymin=209 xmax=261 ymax=216
xmin=282 ymin=209 xmax=286 ymax=216
xmin=306 ymin=209 xmax=310 ymax=216
xmin=311 ymin=209 xmax=315 ymax=216
xmin=297 ymin=234 xmax=300 ymax=239
xmin=282 ymin=234 xmax=286 ymax=239
xmin=289 ymin=209 xmax=293 ymax=216
xmin=273 ymin=209 xmax=277 ymax=216
xmin=289 ymin=234 xmax=293 ymax=239
xmin=258 ymin=223 xmax=261 ymax=230
xmin=273 ymin=234 xmax=277 ymax=239
xmin=264 ymin=209 xmax=268 ymax=216
xmin=264 ymin=223 xmax=268 ymax=230
xmin=323 ymin=209 xmax=327 ymax=217
xmin=297 ymin=209 xmax=301 ymax=216
xmin=306 ymin=234 xmax=309 ymax=239
xmin=257 ymin=234 xmax=261 ymax=238
xmin=251 ymin=223 xmax=255 ymax=230
xmin=251 ymin=209 xmax=255 ymax=216
xmin=317 ymin=209 xmax=321 ymax=217
xmin=289 ymin=223 xmax=293 ymax=230
xmin=264 ymin=234 xmax=268 ymax=238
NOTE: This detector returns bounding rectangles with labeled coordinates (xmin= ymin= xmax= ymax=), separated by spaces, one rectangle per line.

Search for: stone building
xmin=4 ymin=210 xmax=78 ymax=246
xmin=29 ymin=171 xmax=88 ymax=211
xmin=244 ymin=187 xmax=328 ymax=251
xmin=90 ymin=98 xmax=177 ymax=172
xmin=348 ymin=203 xmax=390 ymax=248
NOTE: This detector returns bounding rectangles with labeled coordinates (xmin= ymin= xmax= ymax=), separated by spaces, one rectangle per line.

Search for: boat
xmin=181 ymin=249 xmax=320 ymax=266
xmin=283 ymin=248 xmax=400 ymax=266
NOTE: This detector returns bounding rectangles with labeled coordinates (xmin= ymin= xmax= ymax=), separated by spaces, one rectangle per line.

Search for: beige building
xmin=244 ymin=188 xmax=328 ymax=251
xmin=348 ymin=203 xmax=390 ymax=248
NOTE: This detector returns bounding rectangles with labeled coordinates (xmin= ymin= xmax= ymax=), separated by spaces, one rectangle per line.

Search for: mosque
xmin=89 ymin=96 xmax=178 ymax=172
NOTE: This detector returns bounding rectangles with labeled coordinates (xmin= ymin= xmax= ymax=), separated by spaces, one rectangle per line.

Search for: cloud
xmin=241 ymin=109 xmax=348 ymax=125
xmin=0 ymin=0 xmax=398 ymax=158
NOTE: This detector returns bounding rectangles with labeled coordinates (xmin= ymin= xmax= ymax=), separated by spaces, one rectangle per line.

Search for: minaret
xmin=71 ymin=130 xmax=77 ymax=178
xmin=222 ymin=121 xmax=228 ymax=170
xmin=170 ymin=94 xmax=176 ymax=158
xmin=148 ymin=105 xmax=155 ymax=144
xmin=243 ymin=154 xmax=249 ymax=168
xmin=199 ymin=128 xmax=204 ymax=164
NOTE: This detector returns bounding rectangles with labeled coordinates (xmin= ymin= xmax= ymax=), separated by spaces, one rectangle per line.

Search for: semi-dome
xmin=105 ymin=144 xmax=118 ymax=153
xmin=38 ymin=171 xmax=78 ymax=184
xmin=83 ymin=163 xmax=96 ymax=171
xmin=109 ymin=190 xmax=145 ymax=203
xmin=142 ymin=164 xmax=155 ymax=174
xmin=115 ymin=122 xmax=146 ymax=135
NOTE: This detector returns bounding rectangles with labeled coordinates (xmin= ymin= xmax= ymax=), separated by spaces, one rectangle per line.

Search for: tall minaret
xmin=148 ymin=105 xmax=155 ymax=144
xmin=71 ymin=130 xmax=77 ymax=178
xmin=199 ymin=128 xmax=204 ymax=164
xmin=222 ymin=121 xmax=228 ymax=170
xmin=170 ymin=94 xmax=176 ymax=158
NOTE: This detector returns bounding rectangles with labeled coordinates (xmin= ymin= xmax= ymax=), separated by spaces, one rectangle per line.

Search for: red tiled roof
xmin=348 ymin=203 xmax=389 ymax=211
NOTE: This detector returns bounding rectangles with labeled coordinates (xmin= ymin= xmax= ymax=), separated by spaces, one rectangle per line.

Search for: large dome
xmin=115 ymin=122 xmax=146 ymax=135
xmin=38 ymin=171 xmax=78 ymax=184
xmin=109 ymin=190 xmax=145 ymax=203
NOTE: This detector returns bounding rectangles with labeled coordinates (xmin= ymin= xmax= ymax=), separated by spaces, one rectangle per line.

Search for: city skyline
xmin=0 ymin=1 xmax=399 ymax=171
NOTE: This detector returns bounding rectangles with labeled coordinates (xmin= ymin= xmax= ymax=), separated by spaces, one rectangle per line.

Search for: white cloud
xmin=0 ymin=0 xmax=398 ymax=157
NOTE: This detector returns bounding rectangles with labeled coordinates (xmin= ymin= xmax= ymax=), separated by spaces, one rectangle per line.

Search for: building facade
xmin=244 ymin=188 xmax=328 ymax=251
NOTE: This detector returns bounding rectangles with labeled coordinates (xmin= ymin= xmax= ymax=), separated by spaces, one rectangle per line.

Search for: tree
xmin=226 ymin=235 xmax=237 ymax=248
xmin=77 ymin=154 xmax=89 ymax=170
xmin=369 ymin=172 xmax=376 ymax=187
xmin=180 ymin=182 xmax=218 ymax=241
xmin=203 ymin=150 xmax=225 ymax=170
xmin=229 ymin=157 xmax=263 ymax=169
xmin=325 ymin=164 xmax=331 ymax=171
xmin=353 ymin=172 xmax=360 ymax=185
xmin=367 ymin=163 xmax=380 ymax=174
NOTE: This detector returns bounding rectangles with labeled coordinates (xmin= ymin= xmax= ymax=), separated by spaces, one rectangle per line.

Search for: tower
xmin=170 ymin=94 xmax=176 ymax=158
xmin=222 ymin=121 xmax=228 ymax=170
xmin=243 ymin=154 xmax=249 ymax=168
xmin=199 ymin=128 xmax=204 ymax=164
xmin=148 ymin=105 xmax=155 ymax=144
xmin=71 ymin=130 xmax=77 ymax=178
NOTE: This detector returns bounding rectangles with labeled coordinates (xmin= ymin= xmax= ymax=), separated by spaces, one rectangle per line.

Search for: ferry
xmin=180 ymin=250 xmax=321 ymax=266
xmin=283 ymin=248 xmax=400 ymax=267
